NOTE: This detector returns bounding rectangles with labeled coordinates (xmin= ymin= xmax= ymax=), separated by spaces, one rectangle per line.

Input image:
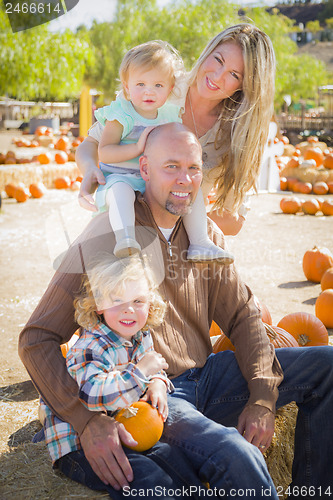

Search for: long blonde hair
xmin=188 ymin=23 xmax=276 ymax=212
xmin=74 ymin=254 xmax=166 ymax=330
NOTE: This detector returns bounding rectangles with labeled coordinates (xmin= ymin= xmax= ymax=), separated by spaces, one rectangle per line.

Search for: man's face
xmin=140 ymin=130 xmax=203 ymax=228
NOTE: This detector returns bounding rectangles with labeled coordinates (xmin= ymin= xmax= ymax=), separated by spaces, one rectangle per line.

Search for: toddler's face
xmin=124 ymin=66 xmax=173 ymax=119
xmin=97 ymin=280 xmax=150 ymax=339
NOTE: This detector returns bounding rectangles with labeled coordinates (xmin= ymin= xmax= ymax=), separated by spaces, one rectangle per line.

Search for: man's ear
xmin=139 ymin=155 xmax=149 ymax=181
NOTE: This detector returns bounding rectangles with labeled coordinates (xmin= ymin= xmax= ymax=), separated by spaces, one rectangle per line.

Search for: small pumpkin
xmin=29 ymin=182 xmax=47 ymax=199
xmin=315 ymin=290 xmax=333 ymax=329
xmin=321 ymin=268 xmax=333 ymax=291
xmin=286 ymin=177 xmax=299 ymax=192
xmin=304 ymin=147 xmax=324 ymax=167
xmin=302 ymin=246 xmax=333 ymax=283
xmin=264 ymin=324 xmax=299 ymax=349
xmin=277 ymin=312 xmax=328 ymax=346
xmin=55 ymin=136 xmax=70 ymax=151
xmin=5 ymin=183 xmax=17 ymax=198
xmin=115 ymin=401 xmax=164 ymax=452
xmin=279 ymin=177 xmax=288 ymax=191
xmin=321 ymin=200 xmax=333 ymax=216
xmin=327 ymin=182 xmax=333 ymax=194
xmin=312 ymin=182 xmax=329 ymax=195
xmin=55 ymin=151 xmax=69 ymax=164
xmin=60 ymin=332 xmax=80 ymax=357
xmin=38 ymin=152 xmax=52 ymax=165
xmin=301 ymin=199 xmax=320 ymax=216
xmin=323 ymin=153 xmax=333 ymax=169
xmin=209 ymin=321 xmax=223 ymax=337
xmin=213 ymin=324 xmax=298 ymax=353
xmin=14 ymin=185 xmax=30 ymax=203
xmin=280 ymin=196 xmax=301 ymax=214
xmin=54 ymin=176 xmax=71 ymax=189
xmin=253 ymin=295 xmax=272 ymax=325
xmin=295 ymin=182 xmax=312 ymax=195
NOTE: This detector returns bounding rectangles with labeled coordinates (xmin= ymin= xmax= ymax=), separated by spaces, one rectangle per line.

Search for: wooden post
xmin=79 ymin=87 xmax=92 ymax=138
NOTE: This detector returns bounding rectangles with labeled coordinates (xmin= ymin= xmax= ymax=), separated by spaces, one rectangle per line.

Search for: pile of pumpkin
xmin=280 ymin=195 xmax=333 ymax=216
xmin=1 ymin=126 xmax=84 ymax=165
xmin=4 ymin=175 xmax=82 ymax=203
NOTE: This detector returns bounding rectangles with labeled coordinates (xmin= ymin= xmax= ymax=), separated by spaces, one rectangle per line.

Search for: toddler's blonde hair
xmin=119 ymin=40 xmax=184 ymax=100
xmin=74 ymin=254 xmax=166 ymax=330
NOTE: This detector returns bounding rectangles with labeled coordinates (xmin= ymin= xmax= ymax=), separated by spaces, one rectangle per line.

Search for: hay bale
xmin=265 ymin=402 xmax=297 ymax=499
xmin=0 ymin=162 xmax=81 ymax=191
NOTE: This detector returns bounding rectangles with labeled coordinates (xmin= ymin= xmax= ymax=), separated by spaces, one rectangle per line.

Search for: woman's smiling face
xmin=195 ymin=41 xmax=244 ymax=104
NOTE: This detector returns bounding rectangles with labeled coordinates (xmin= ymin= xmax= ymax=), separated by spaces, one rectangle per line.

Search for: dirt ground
xmin=0 ymin=130 xmax=332 ymax=498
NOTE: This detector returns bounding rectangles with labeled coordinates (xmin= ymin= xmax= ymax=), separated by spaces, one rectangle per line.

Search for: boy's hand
xmin=141 ymin=379 xmax=168 ymax=421
xmin=136 ymin=351 xmax=168 ymax=377
xmin=136 ymin=126 xmax=155 ymax=155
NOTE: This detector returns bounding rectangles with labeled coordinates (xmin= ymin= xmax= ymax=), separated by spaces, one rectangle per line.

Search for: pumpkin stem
xmin=297 ymin=334 xmax=310 ymax=346
xmin=122 ymin=407 xmax=139 ymax=419
xmin=264 ymin=324 xmax=277 ymax=340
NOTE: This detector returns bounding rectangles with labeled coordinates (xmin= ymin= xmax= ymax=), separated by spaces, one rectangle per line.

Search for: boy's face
xmin=97 ymin=280 xmax=150 ymax=340
xmin=124 ymin=66 xmax=173 ymax=119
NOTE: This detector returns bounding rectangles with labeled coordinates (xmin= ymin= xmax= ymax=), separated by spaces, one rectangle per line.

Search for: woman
xmin=76 ymin=23 xmax=275 ymax=236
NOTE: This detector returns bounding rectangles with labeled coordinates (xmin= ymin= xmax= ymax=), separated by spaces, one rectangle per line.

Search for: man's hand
xmin=78 ymin=166 xmax=106 ymax=212
xmin=237 ymin=404 xmax=275 ymax=453
xmin=80 ymin=413 xmax=137 ymax=489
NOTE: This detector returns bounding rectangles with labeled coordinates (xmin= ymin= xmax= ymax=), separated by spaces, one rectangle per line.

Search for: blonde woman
xmin=77 ymin=23 xmax=275 ymax=236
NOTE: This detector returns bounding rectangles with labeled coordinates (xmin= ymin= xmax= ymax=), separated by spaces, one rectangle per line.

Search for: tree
xmin=0 ymin=5 xmax=94 ymax=101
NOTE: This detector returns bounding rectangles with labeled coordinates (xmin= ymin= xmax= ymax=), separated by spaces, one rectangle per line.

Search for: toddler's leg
xmin=106 ymin=182 xmax=141 ymax=258
xmin=184 ymin=190 xmax=234 ymax=263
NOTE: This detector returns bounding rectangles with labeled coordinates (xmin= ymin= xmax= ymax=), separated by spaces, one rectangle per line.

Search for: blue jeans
xmin=55 ymin=442 xmax=204 ymax=499
xmin=163 ymin=347 xmax=333 ymax=499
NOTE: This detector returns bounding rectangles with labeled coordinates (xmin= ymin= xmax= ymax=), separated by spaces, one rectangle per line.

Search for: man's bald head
xmin=144 ymin=122 xmax=201 ymax=157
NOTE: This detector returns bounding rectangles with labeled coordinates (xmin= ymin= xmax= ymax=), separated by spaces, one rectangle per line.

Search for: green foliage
xmin=319 ymin=0 xmax=333 ymax=23
xmin=325 ymin=16 xmax=333 ymax=29
xmin=305 ymin=20 xmax=321 ymax=32
xmin=0 ymin=5 xmax=94 ymax=100
xmin=0 ymin=0 xmax=330 ymax=109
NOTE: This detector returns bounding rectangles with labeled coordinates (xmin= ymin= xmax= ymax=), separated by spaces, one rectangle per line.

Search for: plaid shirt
xmin=41 ymin=322 xmax=171 ymax=463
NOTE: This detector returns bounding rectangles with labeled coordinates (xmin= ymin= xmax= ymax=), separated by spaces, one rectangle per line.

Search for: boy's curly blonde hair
xmin=74 ymin=254 xmax=166 ymax=330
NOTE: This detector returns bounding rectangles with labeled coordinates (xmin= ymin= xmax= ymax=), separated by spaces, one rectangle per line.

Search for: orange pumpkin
xmin=286 ymin=157 xmax=300 ymax=169
xmin=213 ymin=332 xmax=235 ymax=352
xmin=315 ymin=290 xmax=333 ymax=329
xmin=312 ymin=182 xmax=329 ymax=195
xmin=213 ymin=324 xmax=298 ymax=353
xmin=264 ymin=324 xmax=299 ymax=349
xmin=279 ymin=177 xmax=288 ymax=191
xmin=302 ymin=199 xmax=320 ymax=215
xmin=55 ymin=136 xmax=70 ymax=151
xmin=209 ymin=321 xmax=223 ymax=337
xmin=321 ymin=200 xmax=333 ymax=216
xmin=323 ymin=153 xmax=333 ymax=169
xmin=302 ymin=246 xmax=333 ymax=283
xmin=5 ymin=183 xmax=17 ymax=198
xmin=14 ymin=185 xmax=30 ymax=203
xmin=327 ymin=182 xmax=333 ymax=194
xmin=295 ymin=182 xmax=312 ymax=195
xmin=35 ymin=125 xmax=48 ymax=136
xmin=38 ymin=152 xmax=52 ymax=165
xmin=286 ymin=177 xmax=299 ymax=192
xmin=115 ymin=401 xmax=164 ymax=452
xmin=60 ymin=332 xmax=80 ymax=357
xmin=55 ymin=151 xmax=69 ymax=164
xmin=307 ymin=135 xmax=319 ymax=143
xmin=253 ymin=295 xmax=272 ymax=325
xmin=304 ymin=147 xmax=324 ymax=167
xmin=29 ymin=182 xmax=47 ymax=198
xmin=321 ymin=268 xmax=333 ymax=291
xmin=277 ymin=312 xmax=328 ymax=346
xmin=54 ymin=176 xmax=71 ymax=189
xmin=280 ymin=197 xmax=301 ymax=214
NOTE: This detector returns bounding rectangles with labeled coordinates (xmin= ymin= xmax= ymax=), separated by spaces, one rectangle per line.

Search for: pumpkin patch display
xmin=115 ymin=401 xmax=164 ymax=452
xmin=315 ymin=290 xmax=333 ymax=329
xmin=277 ymin=312 xmax=328 ymax=346
xmin=302 ymin=246 xmax=333 ymax=283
